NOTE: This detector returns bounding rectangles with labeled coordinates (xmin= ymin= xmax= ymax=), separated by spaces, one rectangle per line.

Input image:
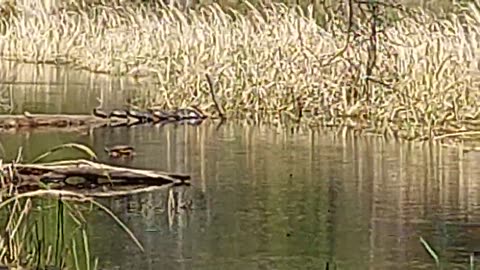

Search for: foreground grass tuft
xmin=0 ymin=143 xmax=143 ymax=269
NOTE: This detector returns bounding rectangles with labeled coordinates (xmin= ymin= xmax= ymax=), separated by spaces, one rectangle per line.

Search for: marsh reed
xmin=1 ymin=0 xmax=480 ymax=140
xmin=0 ymin=143 xmax=144 ymax=269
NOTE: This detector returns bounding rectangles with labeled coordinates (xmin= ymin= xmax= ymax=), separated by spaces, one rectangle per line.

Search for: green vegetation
xmin=1 ymin=0 xmax=480 ymax=141
xmin=420 ymin=237 xmax=476 ymax=270
xmin=0 ymin=194 xmax=97 ymax=269
xmin=0 ymin=143 xmax=143 ymax=269
xmin=3 ymin=1 xmax=476 ymax=267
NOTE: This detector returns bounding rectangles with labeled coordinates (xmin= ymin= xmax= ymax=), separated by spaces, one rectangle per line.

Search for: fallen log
xmin=0 ymin=109 xmax=208 ymax=132
xmin=0 ymin=159 xmax=190 ymax=197
xmin=0 ymin=112 xmax=108 ymax=129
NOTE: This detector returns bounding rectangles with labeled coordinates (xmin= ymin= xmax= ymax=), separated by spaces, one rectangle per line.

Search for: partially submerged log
xmin=0 ymin=108 xmax=208 ymax=131
xmin=0 ymin=112 xmax=107 ymax=129
xmin=92 ymin=106 xmax=208 ymax=124
xmin=0 ymin=159 xmax=190 ymax=197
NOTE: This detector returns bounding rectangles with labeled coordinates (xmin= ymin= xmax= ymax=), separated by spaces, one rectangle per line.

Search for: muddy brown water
xmin=1 ymin=63 xmax=480 ymax=269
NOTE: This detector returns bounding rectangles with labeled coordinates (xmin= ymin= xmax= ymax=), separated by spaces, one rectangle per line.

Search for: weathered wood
xmin=0 ymin=113 xmax=108 ymax=129
xmin=0 ymin=159 xmax=190 ymax=196
xmin=0 ymin=109 xmax=208 ymax=131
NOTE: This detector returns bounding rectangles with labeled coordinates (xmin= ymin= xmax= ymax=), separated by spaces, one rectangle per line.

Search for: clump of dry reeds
xmin=1 ymin=1 xmax=480 ymax=140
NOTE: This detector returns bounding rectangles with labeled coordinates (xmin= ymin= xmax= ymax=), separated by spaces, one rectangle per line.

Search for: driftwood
xmin=0 ymin=110 xmax=207 ymax=132
xmin=0 ymin=113 xmax=106 ymax=129
xmin=0 ymin=159 xmax=190 ymax=197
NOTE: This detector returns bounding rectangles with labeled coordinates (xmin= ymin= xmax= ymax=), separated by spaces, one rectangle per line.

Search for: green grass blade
xmin=31 ymin=143 xmax=98 ymax=164
xmin=83 ymin=229 xmax=90 ymax=270
xmin=420 ymin=237 xmax=440 ymax=266
xmin=72 ymin=238 xmax=80 ymax=270
xmin=470 ymin=253 xmax=474 ymax=270
xmin=90 ymin=200 xmax=144 ymax=252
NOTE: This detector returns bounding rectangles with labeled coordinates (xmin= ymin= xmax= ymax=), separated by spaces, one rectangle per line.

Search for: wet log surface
xmin=0 ymin=109 xmax=208 ymax=131
xmin=1 ymin=159 xmax=190 ymax=197
xmin=0 ymin=113 xmax=106 ymax=129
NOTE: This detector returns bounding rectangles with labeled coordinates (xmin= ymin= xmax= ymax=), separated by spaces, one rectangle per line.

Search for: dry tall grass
xmin=1 ymin=1 xmax=480 ymax=140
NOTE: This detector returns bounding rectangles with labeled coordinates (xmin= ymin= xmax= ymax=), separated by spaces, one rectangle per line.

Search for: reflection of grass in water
xmin=0 ymin=143 xmax=142 ymax=269
xmin=2 ymin=1 xmax=480 ymax=140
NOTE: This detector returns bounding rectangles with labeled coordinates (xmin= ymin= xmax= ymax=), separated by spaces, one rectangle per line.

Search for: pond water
xmin=2 ymin=63 xmax=480 ymax=269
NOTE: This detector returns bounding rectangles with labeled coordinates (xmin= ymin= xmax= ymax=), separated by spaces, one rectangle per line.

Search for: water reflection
xmin=4 ymin=121 xmax=480 ymax=269
xmin=85 ymin=124 xmax=480 ymax=270
xmin=0 ymin=61 xmax=140 ymax=114
xmin=2 ymin=65 xmax=480 ymax=269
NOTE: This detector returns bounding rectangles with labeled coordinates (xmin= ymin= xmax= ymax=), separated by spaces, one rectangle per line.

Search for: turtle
xmin=92 ymin=97 xmax=108 ymax=119
xmin=174 ymin=106 xmax=207 ymax=120
xmin=147 ymin=108 xmax=176 ymax=121
xmin=93 ymin=107 xmax=108 ymax=119
xmin=109 ymin=109 xmax=129 ymax=119
xmin=104 ymin=145 xmax=135 ymax=158
xmin=127 ymin=109 xmax=155 ymax=123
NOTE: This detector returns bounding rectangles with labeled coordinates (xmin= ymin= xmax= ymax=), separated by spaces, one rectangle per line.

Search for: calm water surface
xmin=2 ymin=64 xmax=480 ymax=270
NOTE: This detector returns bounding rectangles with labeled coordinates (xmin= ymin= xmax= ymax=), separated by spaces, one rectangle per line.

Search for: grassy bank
xmin=1 ymin=1 xmax=480 ymax=140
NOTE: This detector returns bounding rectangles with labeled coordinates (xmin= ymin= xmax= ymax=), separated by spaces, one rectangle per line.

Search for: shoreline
xmin=0 ymin=2 xmax=479 ymax=141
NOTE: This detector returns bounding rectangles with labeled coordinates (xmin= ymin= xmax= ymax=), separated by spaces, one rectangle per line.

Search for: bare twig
xmin=365 ymin=0 xmax=379 ymax=102
xmin=206 ymin=74 xmax=226 ymax=120
xmin=320 ymin=0 xmax=354 ymax=67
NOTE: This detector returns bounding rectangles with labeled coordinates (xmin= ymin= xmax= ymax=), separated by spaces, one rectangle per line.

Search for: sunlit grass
xmin=0 ymin=143 xmax=143 ymax=269
xmin=0 ymin=1 xmax=480 ymax=140
xmin=420 ymin=236 xmax=440 ymax=266
xmin=0 ymin=196 xmax=97 ymax=269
